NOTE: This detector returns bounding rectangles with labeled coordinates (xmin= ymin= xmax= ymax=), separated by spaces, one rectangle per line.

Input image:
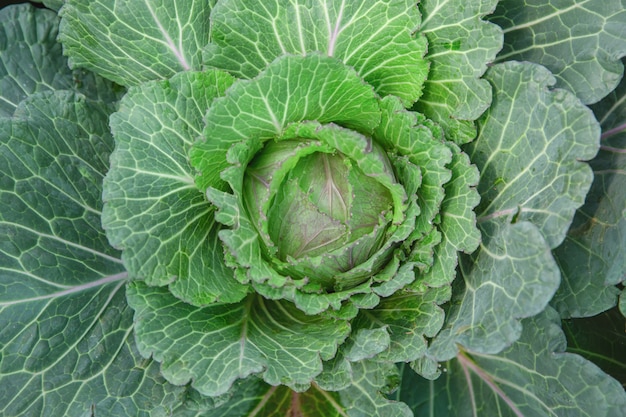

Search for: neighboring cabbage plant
xmin=1 ymin=1 xmax=626 ymax=416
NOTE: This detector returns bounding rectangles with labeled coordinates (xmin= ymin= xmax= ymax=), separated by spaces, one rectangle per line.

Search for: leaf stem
xmin=456 ymin=350 xmax=525 ymax=417
xmin=0 ymin=272 xmax=128 ymax=306
xmin=601 ymin=122 xmax=626 ymax=141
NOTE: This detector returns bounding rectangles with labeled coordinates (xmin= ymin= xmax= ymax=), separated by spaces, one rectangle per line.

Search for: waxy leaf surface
xmin=492 ymin=0 xmax=626 ymax=104
xmin=0 ymin=91 xmax=185 ymax=416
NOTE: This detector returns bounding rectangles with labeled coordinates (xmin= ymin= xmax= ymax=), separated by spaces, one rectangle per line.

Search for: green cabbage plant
xmin=1 ymin=1 xmax=625 ymax=416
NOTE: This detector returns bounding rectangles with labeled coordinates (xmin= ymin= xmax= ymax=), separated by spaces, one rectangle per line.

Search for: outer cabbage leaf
xmin=427 ymin=221 xmax=560 ymax=362
xmin=491 ymin=0 xmax=626 ymax=105
xmin=337 ymin=360 xmax=412 ymax=417
xmin=425 ymin=61 xmax=598 ymax=363
xmin=59 ymin=0 xmax=213 ymax=86
xmin=102 ymin=70 xmax=249 ymax=306
xmin=205 ymin=0 xmax=429 ymax=106
xmin=552 ymin=65 xmax=626 ymax=318
xmin=195 ymin=377 xmax=348 ymax=417
xmin=0 ymin=4 xmax=122 ymax=117
xmin=0 ymin=91 xmax=185 ymax=416
xmin=468 ymin=61 xmax=600 ymax=249
xmin=415 ymin=0 xmax=503 ymax=143
xmin=399 ymin=307 xmax=626 ymax=417
xmin=127 ymin=283 xmax=350 ymax=397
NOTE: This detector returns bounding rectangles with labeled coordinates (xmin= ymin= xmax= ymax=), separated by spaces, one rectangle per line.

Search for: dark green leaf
xmin=0 ymin=4 xmax=121 ymax=117
xmin=428 ymin=221 xmax=560 ymax=360
xmin=0 ymin=91 xmax=184 ymax=416
xmin=469 ymin=61 xmax=600 ymax=249
xmin=553 ymin=63 xmax=626 ymax=317
xmin=400 ymin=307 xmax=626 ymax=417
xmin=492 ymin=0 xmax=626 ymax=104
xmin=563 ymin=308 xmax=626 ymax=389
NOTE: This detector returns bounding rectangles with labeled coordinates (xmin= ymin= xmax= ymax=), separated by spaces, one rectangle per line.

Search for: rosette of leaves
xmin=101 ymin=51 xmax=482 ymax=398
xmin=96 ymin=0 xmax=488 ymax=400
xmin=2 ymin=0 xmax=626 ymax=416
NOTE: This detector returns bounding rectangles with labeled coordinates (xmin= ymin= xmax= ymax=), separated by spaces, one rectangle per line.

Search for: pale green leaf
xmin=102 ymin=70 xmax=249 ymax=306
xmin=127 ymin=284 xmax=351 ymax=397
xmin=491 ymin=0 xmax=626 ymax=104
xmin=59 ymin=0 xmax=213 ymax=86
xmin=468 ymin=61 xmax=600 ymax=249
xmin=400 ymin=307 xmax=626 ymax=417
xmin=190 ymin=54 xmax=380 ymax=191
xmin=205 ymin=0 xmax=429 ymax=106
xmin=415 ymin=0 xmax=503 ymax=143
xmin=0 ymin=91 xmax=185 ymax=416
xmin=373 ymin=96 xmax=452 ymax=257
xmin=552 ymin=66 xmax=626 ymax=318
xmin=429 ymin=221 xmax=560 ymax=360
xmin=417 ymin=142 xmax=481 ymax=288
xmin=0 ymin=4 xmax=122 ymax=117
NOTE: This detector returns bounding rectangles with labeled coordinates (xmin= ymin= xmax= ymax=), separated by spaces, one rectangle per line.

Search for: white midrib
xmin=0 ymin=271 xmax=128 ymax=306
xmin=501 ymin=0 xmax=593 ymax=34
xmin=327 ymin=0 xmax=346 ymax=56
xmin=144 ymin=0 xmax=191 ymax=70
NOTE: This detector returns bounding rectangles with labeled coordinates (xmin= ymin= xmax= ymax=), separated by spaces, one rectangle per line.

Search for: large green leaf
xmin=0 ymin=4 xmax=121 ymax=117
xmin=102 ymin=70 xmax=249 ymax=306
xmin=399 ymin=307 xmax=626 ymax=416
xmin=127 ymin=283 xmax=351 ymax=398
xmin=426 ymin=61 xmax=599 ymax=362
xmin=468 ymin=61 xmax=600 ymax=249
xmin=415 ymin=0 xmax=503 ymax=143
xmin=59 ymin=0 xmax=213 ymax=86
xmin=491 ymin=0 xmax=626 ymax=104
xmin=428 ymin=221 xmax=560 ymax=361
xmin=205 ymin=0 xmax=429 ymax=106
xmin=337 ymin=360 xmax=412 ymax=417
xmin=0 ymin=91 xmax=185 ymax=416
xmin=552 ymin=64 xmax=626 ymax=318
